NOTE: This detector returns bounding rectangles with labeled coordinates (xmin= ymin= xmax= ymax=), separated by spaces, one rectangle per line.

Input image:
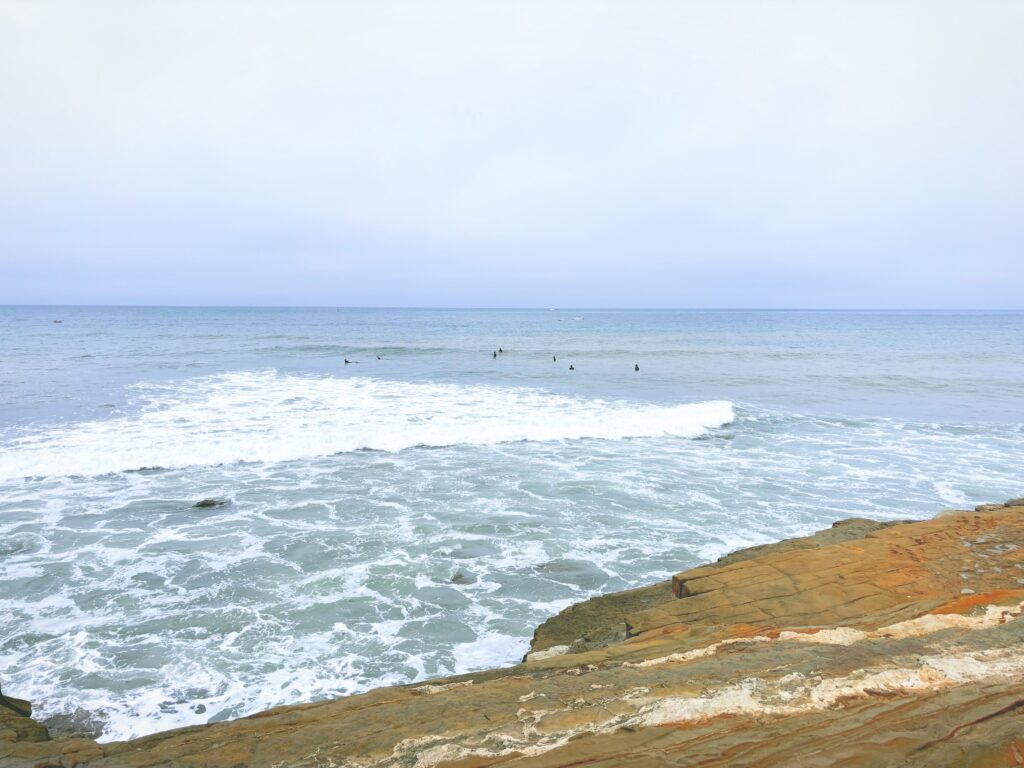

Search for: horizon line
xmin=1 ymin=304 xmax=1022 ymax=312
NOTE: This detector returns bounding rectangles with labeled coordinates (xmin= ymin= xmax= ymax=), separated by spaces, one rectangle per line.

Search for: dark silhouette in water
xmin=635 ymin=363 xmax=640 ymax=372
xmin=194 ymin=498 xmax=229 ymax=509
xmin=344 ymin=359 xmax=351 ymax=364
xmin=377 ymin=356 xmax=381 ymax=360
xmin=499 ymin=347 xmax=504 ymax=354
xmin=493 ymin=351 xmax=497 ymax=359
xmin=569 ymin=364 xmax=575 ymax=371
xmin=553 ymin=355 xmax=556 ymax=362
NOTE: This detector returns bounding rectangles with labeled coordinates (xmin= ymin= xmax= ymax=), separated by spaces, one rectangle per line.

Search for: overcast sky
xmin=1 ymin=1 xmax=1021 ymax=307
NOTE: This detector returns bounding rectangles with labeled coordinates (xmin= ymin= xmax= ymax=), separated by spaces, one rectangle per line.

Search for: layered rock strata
xmin=4 ymin=501 xmax=1024 ymax=767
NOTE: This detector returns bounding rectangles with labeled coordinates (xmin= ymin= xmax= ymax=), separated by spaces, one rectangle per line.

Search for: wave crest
xmin=0 ymin=372 xmax=734 ymax=479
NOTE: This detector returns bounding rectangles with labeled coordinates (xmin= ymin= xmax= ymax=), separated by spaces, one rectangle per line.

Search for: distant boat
xmin=52 ymin=320 xmax=62 ymax=324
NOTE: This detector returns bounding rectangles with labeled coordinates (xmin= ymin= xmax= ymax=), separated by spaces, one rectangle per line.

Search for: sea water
xmin=0 ymin=307 xmax=1021 ymax=740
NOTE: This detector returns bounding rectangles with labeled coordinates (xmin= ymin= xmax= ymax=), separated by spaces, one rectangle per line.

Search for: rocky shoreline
xmin=4 ymin=499 xmax=1024 ymax=767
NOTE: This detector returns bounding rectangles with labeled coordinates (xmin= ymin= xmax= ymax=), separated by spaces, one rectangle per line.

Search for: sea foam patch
xmin=0 ymin=371 xmax=734 ymax=479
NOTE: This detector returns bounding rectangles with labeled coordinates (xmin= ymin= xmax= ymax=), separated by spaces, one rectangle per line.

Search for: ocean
xmin=1 ymin=306 xmax=1021 ymax=740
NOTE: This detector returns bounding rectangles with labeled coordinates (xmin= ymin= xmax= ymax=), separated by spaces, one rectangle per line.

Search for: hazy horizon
xmin=2 ymin=1 xmax=1022 ymax=308
xmin=6 ymin=304 xmax=1024 ymax=311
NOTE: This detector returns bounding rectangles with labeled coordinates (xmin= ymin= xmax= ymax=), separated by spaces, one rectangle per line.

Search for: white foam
xmin=0 ymin=372 xmax=734 ymax=480
xmin=452 ymin=633 xmax=529 ymax=675
xmin=933 ymin=481 xmax=969 ymax=506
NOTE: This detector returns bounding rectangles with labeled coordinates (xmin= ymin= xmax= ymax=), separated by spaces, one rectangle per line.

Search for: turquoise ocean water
xmin=1 ymin=307 xmax=1021 ymax=739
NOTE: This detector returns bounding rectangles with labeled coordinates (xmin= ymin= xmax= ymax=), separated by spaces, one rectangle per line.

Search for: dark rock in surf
xmin=449 ymin=570 xmax=477 ymax=585
xmin=193 ymin=499 xmax=229 ymax=509
xmin=42 ymin=707 xmax=106 ymax=740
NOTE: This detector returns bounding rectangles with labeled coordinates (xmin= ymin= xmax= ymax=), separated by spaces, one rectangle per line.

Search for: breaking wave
xmin=0 ymin=371 xmax=734 ymax=480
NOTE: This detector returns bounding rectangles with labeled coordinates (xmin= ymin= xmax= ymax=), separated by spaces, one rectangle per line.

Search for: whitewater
xmin=0 ymin=307 xmax=1021 ymax=741
xmin=0 ymin=372 xmax=734 ymax=480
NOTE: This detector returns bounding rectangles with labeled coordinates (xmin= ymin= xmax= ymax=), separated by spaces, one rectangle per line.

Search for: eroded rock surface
xmin=4 ymin=501 xmax=1024 ymax=767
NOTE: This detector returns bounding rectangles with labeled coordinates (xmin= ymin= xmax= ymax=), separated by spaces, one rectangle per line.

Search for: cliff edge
xmin=4 ymin=500 xmax=1024 ymax=767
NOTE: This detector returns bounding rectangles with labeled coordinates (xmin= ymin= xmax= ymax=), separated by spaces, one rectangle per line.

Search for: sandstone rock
xmin=0 ymin=695 xmax=49 ymax=746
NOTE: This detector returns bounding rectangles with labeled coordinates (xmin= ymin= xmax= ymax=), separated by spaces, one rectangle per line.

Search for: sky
xmin=0 ymin=1 xmax=1022 ymax=308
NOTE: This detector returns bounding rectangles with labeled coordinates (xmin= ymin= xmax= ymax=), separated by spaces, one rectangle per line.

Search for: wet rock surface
xmin=191 ymin=498 xmax=229 ymax=508
xmin=41 ymin=707 xmax=107 ymax=741
xmin=4 ymin=500 xmax=1024 ymax=767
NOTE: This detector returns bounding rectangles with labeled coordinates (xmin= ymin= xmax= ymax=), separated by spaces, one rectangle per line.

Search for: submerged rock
xmin=41 ymin=707 xmax=105 ymax=740
xmin=192 ymin=498 xmax=229 ymax=508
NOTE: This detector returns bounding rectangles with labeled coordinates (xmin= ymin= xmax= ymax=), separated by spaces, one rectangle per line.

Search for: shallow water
xmin=0 ymin=307 xmax=1021 ymax=739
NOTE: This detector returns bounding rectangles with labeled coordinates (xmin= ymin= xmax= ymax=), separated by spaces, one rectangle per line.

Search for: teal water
xmin=0 ymin=307 xmax=1021 ymax=739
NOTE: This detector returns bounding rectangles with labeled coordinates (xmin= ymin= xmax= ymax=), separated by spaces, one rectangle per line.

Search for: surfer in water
xmin=635 ymin=363 xmax=640 ymax=372
xmin=569 ymin=364 xmax=575 ymax=371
